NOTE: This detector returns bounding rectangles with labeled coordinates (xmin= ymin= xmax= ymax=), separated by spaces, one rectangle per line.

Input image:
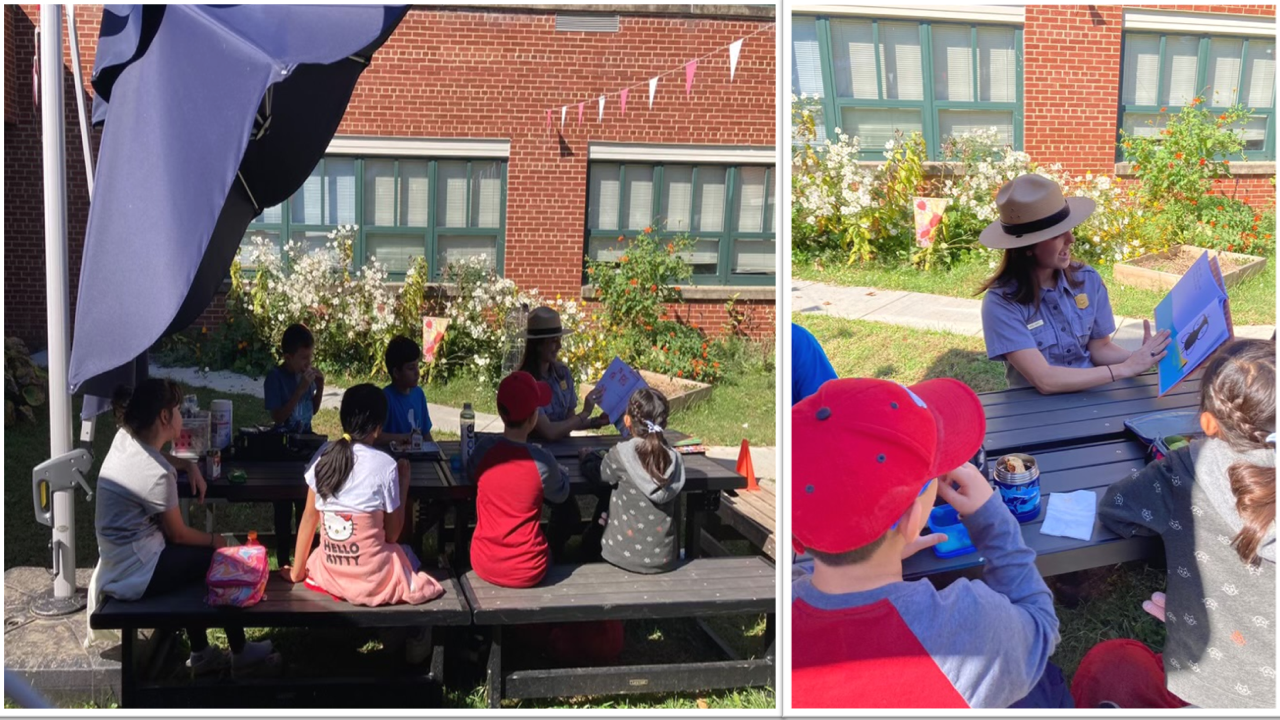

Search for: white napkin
xmin=1040 ymin=490 xmax=1097 ymax=541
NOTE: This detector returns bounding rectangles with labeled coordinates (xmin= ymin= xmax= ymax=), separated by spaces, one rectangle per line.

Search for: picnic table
xmin=903 ymin=372 xmax=1201 ymax=583
xmin=182 ymin=432 xmax=748 ymax=567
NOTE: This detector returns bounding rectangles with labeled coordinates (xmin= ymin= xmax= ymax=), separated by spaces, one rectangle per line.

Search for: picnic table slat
xmin=984 ymin=391 xmax=1202 ymax=436
xmin=91 ymin=571 xmax=472 ymax=629
xmin=981 ymin=379 xmax=1201 ymax=420
xmin=978 ymin=373 xmax=1163 ymax=407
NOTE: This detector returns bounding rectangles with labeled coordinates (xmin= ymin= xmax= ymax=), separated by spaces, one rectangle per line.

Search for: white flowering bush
xmin=232 ymin=225 xmax=404 ymax=378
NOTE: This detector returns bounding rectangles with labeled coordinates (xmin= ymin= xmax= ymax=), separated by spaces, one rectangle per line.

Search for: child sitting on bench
xmin=580 ymin=387 xmax=686 ymax=573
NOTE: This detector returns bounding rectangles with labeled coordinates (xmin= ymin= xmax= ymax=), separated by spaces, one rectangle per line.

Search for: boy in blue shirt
xmin=378 ymin=335 xmax=433 ymax=447
xmin=264 ymin=324 xmax=324 ymax=433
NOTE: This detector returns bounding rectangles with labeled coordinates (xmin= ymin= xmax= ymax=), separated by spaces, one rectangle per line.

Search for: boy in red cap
xmin=467 ymin=371 xmax=570 ymax=588
xmin=791 ymin=378 xmax=1066 ymax=708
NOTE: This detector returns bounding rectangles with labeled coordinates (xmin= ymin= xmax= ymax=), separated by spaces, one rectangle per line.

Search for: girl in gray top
xmin=1091 ymin=339 xmax=1275 ymax=708
xmin=582 ymin=388 xmax=686 ymax=573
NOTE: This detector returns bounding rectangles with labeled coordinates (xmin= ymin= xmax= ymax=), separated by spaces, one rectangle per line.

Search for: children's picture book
xmin=1154 ymin=251 xmax=1233 ymax=396
xmin=594 ymin=357 xmax=649 ymax=438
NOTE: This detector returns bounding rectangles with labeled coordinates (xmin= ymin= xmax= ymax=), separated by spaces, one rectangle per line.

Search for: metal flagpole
xmin=32 ymin=3 xmax=86 ymax=615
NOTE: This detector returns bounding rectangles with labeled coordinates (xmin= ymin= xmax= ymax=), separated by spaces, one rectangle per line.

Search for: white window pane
xmin=939 ymin=110 xmax=1014 ymax=147
xmin=1122 ymin=112 xmax=1168 ymax=139
xmin=437 ymin=161 xmax=468 ymax=228
xmin=1163 ymin=35 xmax=1200 ymax=107
xmin=437 ymin=235 xmax=496 ymax=277
xmin=364 ymin=159 xmax=395 ymax=227
xmin=1238 ymin=115 xmax=1269 ymax=151
xmin=766 ymin=175 xmax=776 ymax=233
xmin=932 ymin=24 xmax=972 ymax=102
xmin=400 ymin=161 xmax=429 ymax=227
xmin=1209 ymin=38 xmax=1243 ymax=106
xmin=292 ymin=164 xmax=323 ymax=225
xmin=841 ymin=107 xmax=923 ymax=151
xmin=831 ymin=19 xmax=878 ymax=100
xmin=366 ymin=233 xmax=424 ymax=274
xmin=681 ymin=238 xmax=721 ymax=276
xmin=1244 ymin=40 xmax=1276 ymax=109
xmin=326 ymin=158 xmax=356 ymax=225
xmin=881 ymin=22 xmax=923 ymax=101
xmin=733 ymin=239 xmax=775 ymax=275
xmin=290 ymin=230 xmax=331 ymax=256
xmin=624 ymin=165 xmax=654 ymax=230
xmin=589 ymin=164 xmax=621 ymax=231
xmin=258 ymin=203 xmax=282 ymax=225
xmin=587 ymin=237 xmax=629 ymax=262
xmin=978 ymin=26 xmax=1017 ymax=103
xmin=792 ymin=16 xmax=825 ymax=98
xmin=471 ymin=161 xmax=502 ymax=229
xmin=736 ymin=167 xmax=768 ymax=233
xmin=694 ymin=167 xmax=726 ymax=233
xmin=1123 ymin=34 xmax=1161 ymax=106
xmin=662 ymin=165 xmax=693 ymax=232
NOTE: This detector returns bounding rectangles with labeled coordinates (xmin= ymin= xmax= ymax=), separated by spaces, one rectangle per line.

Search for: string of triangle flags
xmin=545 ymin=22 xmax=774 ymax=131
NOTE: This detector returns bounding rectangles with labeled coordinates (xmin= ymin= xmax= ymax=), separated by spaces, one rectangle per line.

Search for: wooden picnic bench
xmin=460 ymin=557 xmax=776 ymax=707
xmin=709 ymin=485 xmax=777 ymax=560
xmin=89 ymin=569 xmax=472 ymax=708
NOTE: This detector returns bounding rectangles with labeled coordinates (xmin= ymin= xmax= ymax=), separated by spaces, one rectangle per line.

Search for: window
xmin=1119 ymin=32 xmax=1275 ymax=160
xmin=586 ymin=162 xmax=776 ymax=285
xmin=242 ymin=156 xmax=507 ymax=278
xmin=792 ymin=15 xmax=1023 ymax=159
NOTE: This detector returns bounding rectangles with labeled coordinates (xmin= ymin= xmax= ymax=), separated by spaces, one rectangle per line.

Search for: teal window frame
xmin=1118 ymin=32 xmax=1276 ymax=161
xmin=795 ymin=15 xmax=1024 ymax=160
xmin=584 ymin=162 xmax=776 ymax=286
xmin=242 ymin=155 xmax=508 ymax=280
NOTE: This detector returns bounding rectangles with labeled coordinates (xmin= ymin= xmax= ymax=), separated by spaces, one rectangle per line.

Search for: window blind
xmin=472 ymin=161 xmax=502 ymax=229
xmin=400 ymin=160 xmax=429 ymax=227
xmin=881 ymin=22 xmax=923 ymax=101
xmin=978 ymin=26 xmax=1017 ymax=103
xmin=932 ymin=24 xmax=973 ymax=102
xmin=1163 ymin=35 xmax=1201 ymax=107
xmin=438 ymin=161 xmax=469 ymax=228
xmin=663 ymin=165 xmax=693 ymax=232
xmin=325 ymin=158 xmax=356 ymax=225
xmin=736 ymin=167 xmax=768 ymax=233
xmin=364 ymin=159 xmax=396 ymax=227
xmin=694 ymin=167 xmax=726 ymax=233
xmin=1244 ymin=40 xmax=1276 ymax=109
xmin=832 ymin=19 xmax=879 ymax=100
xmin=589 ymin=164 xmax=621 ymax=230
xmin=624 ymin=165 xmax=654 ymax=230
xmin=1123 ymin=34 xmax=1161 ymax=106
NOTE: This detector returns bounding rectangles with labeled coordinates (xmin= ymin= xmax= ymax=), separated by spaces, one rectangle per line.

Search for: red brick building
xmin=791 ymin=4 xmax=1275 ymax=206
xmin=4 ymin=4 xmax=778 ymax=349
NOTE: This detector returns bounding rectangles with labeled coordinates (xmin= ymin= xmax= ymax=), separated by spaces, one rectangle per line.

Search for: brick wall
xmin=4 ymin=5 xmax=102 ymax=349
xmin=1024 ymin=5 xmax=1275 ymax=180
xmin=3 ymin=6 xmax=778 ymax=348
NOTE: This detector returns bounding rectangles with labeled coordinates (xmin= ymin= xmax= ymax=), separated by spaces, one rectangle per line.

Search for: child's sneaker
xmin=186 ymin=646 xmax=230 ymax=676
xmin=231 ymin=640 xmax=279 ymax=675
xmin=405 ymin=627 xmax=433 ymax=665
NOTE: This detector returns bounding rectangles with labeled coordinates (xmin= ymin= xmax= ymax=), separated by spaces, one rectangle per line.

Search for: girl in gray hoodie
xmin=581 ymin=388 xmax=686 ymax=573
xmin=1078 ymin=339 xmax=1275 ymax=709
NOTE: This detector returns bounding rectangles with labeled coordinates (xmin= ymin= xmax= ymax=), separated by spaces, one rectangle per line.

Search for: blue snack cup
xmin=993 ymin=453 xmax=1041 ymax=523
xmin=928 ymin=505 xmax=977 ymax=558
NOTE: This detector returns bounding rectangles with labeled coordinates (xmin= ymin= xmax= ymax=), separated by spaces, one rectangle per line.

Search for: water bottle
xmin=460 ymin=403 xmax=476 ymax=474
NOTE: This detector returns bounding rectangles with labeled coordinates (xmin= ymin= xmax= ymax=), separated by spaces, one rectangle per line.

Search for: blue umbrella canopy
xmin=69 ymin=4 xmax=408 ymax=400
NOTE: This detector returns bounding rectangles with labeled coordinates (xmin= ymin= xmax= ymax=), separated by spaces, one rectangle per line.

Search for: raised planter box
xmin=580 ymin=370 xmax=713 ymax=415
xmin=1113 ymin=245 xmax=1266 ymax=293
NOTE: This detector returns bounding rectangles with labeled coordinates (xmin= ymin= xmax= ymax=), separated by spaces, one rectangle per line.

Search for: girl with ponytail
xmin=282 ymin=384 xmax=443 ymax=616
xmin=580 ymin=387 xmax=686 ymax=574
xmin=1076 ymin=339 xmax=1276 ymax=709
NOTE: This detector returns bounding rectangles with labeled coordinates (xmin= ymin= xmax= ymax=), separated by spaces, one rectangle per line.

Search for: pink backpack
xmin=206 ymin=543 xmax=268 ymax=607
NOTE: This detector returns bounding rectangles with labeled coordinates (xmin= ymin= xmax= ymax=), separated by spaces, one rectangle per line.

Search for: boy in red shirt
xmin=791 ymin=378 xmax=1067 ymax=709
xmin=468 ymin=371 xmax=570 ymax=588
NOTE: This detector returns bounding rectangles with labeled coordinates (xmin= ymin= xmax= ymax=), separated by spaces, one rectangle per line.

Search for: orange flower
xmin=669 ymin=332 xmax=675 ymax=338
xmin=1218 ymin=206 xmax=1224 ymax=211
xmin=1223 ymin=160 xmax=1230 ymax=165
xmin=1219 ymin=114 xmax=1228 ymax=121
xmin=617 ymin=235 xmax=625 ymax=242
xmin=1132 ymin=164 xmax=1140 ymax=172
xmin=1159 ymin=107 xmax=1167 ymax=113
xmin=1209 ymin=221 xmax=1216 ymax=227
xmin=201 ymin=326 xmax=208 ymax=334
xmin=644 ymin=226 xmax=653 ymax=234
xmin=1168 ymin=162 xmax=1174 ymax=169
xmin=673 ymin=286 xmax=682 ymax=293
xmin=1199 ymin=158 xmax=1207 ymax=166
xmin=630 ymin=278 xmax=638 ymax=286
xmin=1190 ymin=199 xmax=1198 ymax=205
xmin=666 ymin=243 xmax=675 ymax=254
xmin=1254 ymin=215 xmax=1262 ymax=222
xmin=650 ymin=284 xmax=657 ymax=292
xmin=676 ymin=370 xmax=683 ymax=377
xmin=1175 ymin=152 xmax=1183 ymax=160
xmin=620 ymin=255 xmax=628 ymax=264
xmin=713 ymin=362 xmax=720 ymax=368
xmin=586 ymin=267 xmax=594 ymax=275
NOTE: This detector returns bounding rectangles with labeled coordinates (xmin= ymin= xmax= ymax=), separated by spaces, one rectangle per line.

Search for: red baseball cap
xmin=792 ymin=378 xmax=986 ymax=554
xmin=497 ymin=371 xmax=552 ymax=424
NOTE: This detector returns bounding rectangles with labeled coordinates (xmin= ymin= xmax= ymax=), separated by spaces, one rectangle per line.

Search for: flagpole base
xmin=30 ymin=587 xmax=87 ymax=617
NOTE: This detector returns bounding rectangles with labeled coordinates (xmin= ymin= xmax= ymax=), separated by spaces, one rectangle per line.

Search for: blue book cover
xmin=1154 ymin=251 xmax=1233 ymax=396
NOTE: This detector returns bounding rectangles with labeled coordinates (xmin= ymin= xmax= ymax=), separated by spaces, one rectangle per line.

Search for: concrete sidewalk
xmin=792 ymin=279 xmax=1276 ymax=351
xmin=141 ymin=364 xmax=776 ymax=480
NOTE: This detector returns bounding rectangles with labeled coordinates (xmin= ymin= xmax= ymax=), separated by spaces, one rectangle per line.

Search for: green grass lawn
xmin=800 ymin=313 xmax=1174 ymax=685
xmin=6 ymin=382 xmax=772 ymax=709
xmin=794 ymin=253 xmax=1276 ymax=327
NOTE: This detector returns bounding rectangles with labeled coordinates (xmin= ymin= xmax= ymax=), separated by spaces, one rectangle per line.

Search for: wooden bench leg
xmin=485 ymin=626 xmax=503 ymax=709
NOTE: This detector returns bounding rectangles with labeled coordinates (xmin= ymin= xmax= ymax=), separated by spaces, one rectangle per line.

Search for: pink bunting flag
xmin=578 ymin=102 xmax=584 ymax=124
xmin=546 ymin=109 xmax=552 ymax=128
xmin=685 ymin=60 xmax=697 ymax=96
xmin=620 ymin=88 xmax=629 ymax=115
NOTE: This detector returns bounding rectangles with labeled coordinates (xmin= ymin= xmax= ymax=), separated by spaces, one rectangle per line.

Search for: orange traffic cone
xmin=736 ymin=439 xmax=760 ymax=492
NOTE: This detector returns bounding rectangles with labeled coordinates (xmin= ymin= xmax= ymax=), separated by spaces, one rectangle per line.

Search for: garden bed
xmin=580 ymin=370 xmax=712 ymax=415
xmin=1113 ymin=245 xmax=1266 ymax=292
